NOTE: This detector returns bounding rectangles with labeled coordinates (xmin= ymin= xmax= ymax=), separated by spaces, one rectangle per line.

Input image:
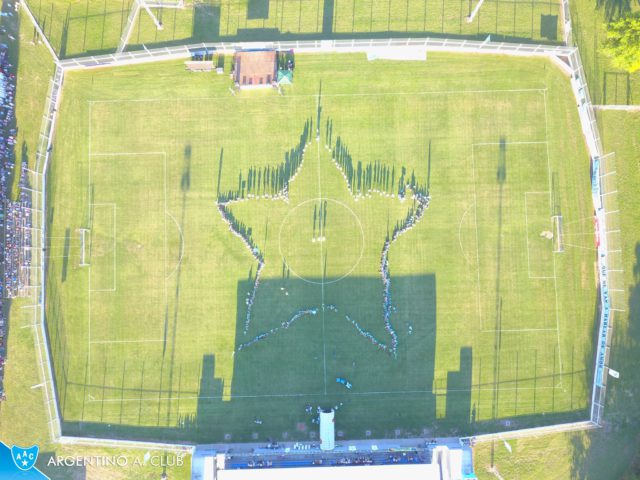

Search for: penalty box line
xmin=524 ymin=191 xmax=555 ymax=280
xmin=87 ymin=88 xmax=548 ymax=105
xmin=543 ymin=89 xmax=563 ymax=385
xmin=87 ymin=150 xmax=169 ymax=387
xmin=87 ymin=202 xmax=117 ymax=293
xmin=471 ymin=141 xmax=552 ymax=333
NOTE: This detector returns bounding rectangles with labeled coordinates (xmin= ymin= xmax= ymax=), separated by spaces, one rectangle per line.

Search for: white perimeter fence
xmin=28 ymin=64 xmax=64 ymax=441
xmin=59 ymin=37 xmax=574 ymax=71
xmin=22 ymin=28 xmax=616 ymax=449
xmin=562 ymin=1 xmax=623 ymax=427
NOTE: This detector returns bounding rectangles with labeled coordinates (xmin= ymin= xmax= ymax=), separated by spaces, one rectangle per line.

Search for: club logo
xmin=11 ymin=444 xmax=39 ymax=471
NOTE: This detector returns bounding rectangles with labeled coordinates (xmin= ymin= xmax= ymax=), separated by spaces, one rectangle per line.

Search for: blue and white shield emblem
xmin=11 ymin=445 xmax=39 ymax=471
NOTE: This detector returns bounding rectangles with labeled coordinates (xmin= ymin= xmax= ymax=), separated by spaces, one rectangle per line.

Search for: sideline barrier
xmin=21 ymin=0 xmax=613 ymax=450
xmin=59 ymin=38 xmax=575 ymax=71
xmin=468 ymin=420 xmax=597 ymax=443
xmin=29 ymin=64 xmax=65 ymax=441
xmin=562 ymin=2 xmax=620 ymax=426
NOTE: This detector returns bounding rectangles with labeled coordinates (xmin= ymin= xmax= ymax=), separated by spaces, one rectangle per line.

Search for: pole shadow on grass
xmin=491 ymin=137 xmax=507 ymax=424
xmin=247 ymin=0 xmax=269 ymax=21
xmin=56 ymin=261 xmax=592 ymax=444
xmin=192 ymin=2 xmax=220 ymax=42
xmin=161 ymin=143 xmax=191 ymax=425
xmin=445 ymin=347 xmax=473 ymax=429
xmin=230 ymin=274 xmax=438 ymax=441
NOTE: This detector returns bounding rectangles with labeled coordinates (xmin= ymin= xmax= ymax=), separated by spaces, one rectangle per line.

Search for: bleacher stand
xmin=0 ymin=42 xmax=24 ymax=401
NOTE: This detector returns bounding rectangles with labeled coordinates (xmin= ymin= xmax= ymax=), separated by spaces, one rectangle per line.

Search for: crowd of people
xmin=216 ymin=202 xmax=265 ymax=335
xmin=0 ymin=43 xmax=23 ymax=401
xmin=4 ymin=193 xmax=31 ymax=298
xmin=379 ymin=188 xmax=430 ymax=358
xmin=222 ymin=125 xmax=431 ymax=359
xmin=235 ymin=308 xmax=318 ymax=353
xmin=343 ymin=313 xmax=390 ymax=353
xmin=216 ymin=126 xmax=312 ymax=336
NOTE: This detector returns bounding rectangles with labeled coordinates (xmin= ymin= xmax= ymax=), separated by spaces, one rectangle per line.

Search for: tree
xmin=602 ymin=15 xmax=640 ymax=73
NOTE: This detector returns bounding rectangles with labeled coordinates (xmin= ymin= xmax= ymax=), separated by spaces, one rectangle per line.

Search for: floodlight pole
xmin=466 ymin=0 xmax=487 ymax=23
xmin=139 ymin=0 xmax=165 ymax=31
xmin=117 ymin=0 xmax=184 ymax=55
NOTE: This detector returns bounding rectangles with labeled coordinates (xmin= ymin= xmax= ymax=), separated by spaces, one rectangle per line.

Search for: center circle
xmin=278 ymin=198 xmax=365 ymax=285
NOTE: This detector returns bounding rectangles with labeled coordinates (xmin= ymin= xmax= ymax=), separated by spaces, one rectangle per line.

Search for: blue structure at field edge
xmin=191 ymin=436 xmax=476 ymax=480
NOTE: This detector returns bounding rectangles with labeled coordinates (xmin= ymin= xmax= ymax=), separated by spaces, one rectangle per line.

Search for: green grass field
xmin=46 ymin=52 xmax=597 ymax=444
xmin=27 ymin=0 xmax=562 ymax=58
xmin=0 ymin=10 xmax=193 ymax=479
xmin=473 ymin=109 xmax=640 ymax=480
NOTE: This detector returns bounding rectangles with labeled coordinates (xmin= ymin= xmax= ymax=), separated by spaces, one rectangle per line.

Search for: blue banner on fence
xmin=591 ymin=158 xmax=601 ymax=209
xmin=591 ymin=156 xmax=610 ymax=388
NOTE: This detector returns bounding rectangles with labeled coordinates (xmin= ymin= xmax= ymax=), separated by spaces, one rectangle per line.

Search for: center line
xmin=315 ymin=97 xmax=328 ymax=395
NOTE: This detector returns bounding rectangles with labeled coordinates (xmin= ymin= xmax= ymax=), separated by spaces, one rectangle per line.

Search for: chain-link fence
xmin=20 ymin=10 xmax=615 ymax=445
xmin=30 ymin=65 xmax=65 ymax=441
xmin=59 ymin=36 xmax=573 ymax=70
xmin=26 ymin=0 xmax=565 ymax=59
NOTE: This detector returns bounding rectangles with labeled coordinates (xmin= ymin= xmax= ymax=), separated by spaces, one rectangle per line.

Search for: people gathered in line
xmin=0 ymin=43 xmax=28 ymax=401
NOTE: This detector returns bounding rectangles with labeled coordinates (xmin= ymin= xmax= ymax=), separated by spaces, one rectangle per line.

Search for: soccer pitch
xmin=45 ymin=53 xmax=597 ymax=443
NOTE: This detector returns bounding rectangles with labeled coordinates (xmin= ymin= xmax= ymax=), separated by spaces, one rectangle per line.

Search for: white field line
xmin=562 ymin=216 xmax=597 ymax=226
xmin=524 ymin=192 xmax=553 ymax=280
xmin=482 ymin=328 xmax=557 ymax=333
xmin=88 ymin=203 xmax=116 ymax=293
xmin=472 ymin=134 xmax=564 ymax=359
xmin=473 ymin=141 xmax=548 ymax=146
xmin=90 ymin=151 xmax=167 ymax=156
xmin=33 ymin=30 xmax=604 ymax=448
xmin=524 ymin=193 xmax=532 ymax=278
xmin=543 ymin=90 xmax=563 ymax=382
xmin=163 ymin=152 xmax=168 ymax=346
xmin=82 ymin=92 xmax=571 ymax=408
xmin=87 ymin=88 xmax=547 ymax=104
xmin=457 ymin=202 xmax=474 ymax=264
xmin=86 ymin=149 xmax=168 ymax=391
xmin=563 ymin=242 xmax=597 ymax=251
xmin=472 ymin=140 xmax=550 ymax=331
xmin=88 ymin=102 xmax=92 ymax=384
xmin=89 ymin=339 xmax=164 ymax=344
xmin=165 ymin=210 xmax=185 ymax=279
xmin=87 ymin=384 xmax=565 ymax=403
xmin=315 ymin=96 xmax=328 ymax=396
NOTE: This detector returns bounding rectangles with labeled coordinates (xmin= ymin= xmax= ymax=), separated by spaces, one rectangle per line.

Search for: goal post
xmin=79 ymin=228 xmax=90 ymax=266
xmin=552 ymin=215 xmax=564 ymax=253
